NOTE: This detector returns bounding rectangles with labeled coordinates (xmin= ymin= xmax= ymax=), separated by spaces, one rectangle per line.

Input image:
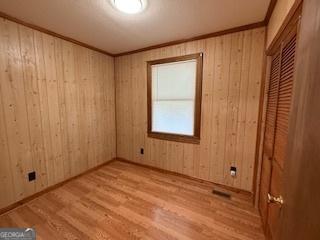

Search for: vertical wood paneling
xmin=240 ymin=28 xmax=265 ymax=189
xmin=0 ymin=19 xmax=34 ymax=199
xmin=202 ymin=38 xmax=215 ymax=181
xmin=0 ymin=88 xmax=14 ymax=208
xmin=224 ymin=32 xmax=244 ymax=187
xmin=234 ymin=30 xmax=253 ymax=188
xmin=43 ymin=33 xmax=65 ymax=184
xmin=104 ymin=55 xmax=116 ymax=162
xmin=74 ymin=45 xmax=89 ymax=173
xmin=115 ymin=56 xmax=133 ymax=161
xmin=19 ymin=25 xmax=48 ymax=192
xmin=54 ymin=37 xmax=70 ymax=179
xmin=61 ymin=41 xmax=80 ymax=177
xmin=0 ymin=17 xmax=116 ymax=209
xmin=210 ymin=35 xmax=226 ymax=183
xmin=115 ymin=27 xmax=265 ymax=191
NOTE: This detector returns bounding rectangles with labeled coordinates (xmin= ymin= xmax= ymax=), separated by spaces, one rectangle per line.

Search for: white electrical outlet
xmin=230 ymin=167 xmax=237 ymax=177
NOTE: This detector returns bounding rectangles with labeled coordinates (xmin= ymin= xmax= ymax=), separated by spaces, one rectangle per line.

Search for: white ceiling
xmin=0 ymin=0 xmax=271 ymax=54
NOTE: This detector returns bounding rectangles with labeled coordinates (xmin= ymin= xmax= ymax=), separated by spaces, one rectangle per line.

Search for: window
xmin=147 ymin=53 xmax=203 ymax=144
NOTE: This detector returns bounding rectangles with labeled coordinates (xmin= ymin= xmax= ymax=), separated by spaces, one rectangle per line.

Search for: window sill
xmin=148 ymin=132 xmax=200 ymax=144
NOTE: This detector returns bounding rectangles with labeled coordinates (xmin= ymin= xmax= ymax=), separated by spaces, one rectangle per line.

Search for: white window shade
xmin=151 ymin=60 xmax=197 ymax=136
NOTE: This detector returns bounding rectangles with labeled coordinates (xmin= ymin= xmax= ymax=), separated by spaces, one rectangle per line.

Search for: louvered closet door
xmin=268 ymin=32 xmax=297 ymax=239
xmin=273 ymin=34 xmax=297 ymax=169
xmin=264 ymin=53 xmax=281 ymax=156
xmin=259 ymin=52 xmax=281 ymax=227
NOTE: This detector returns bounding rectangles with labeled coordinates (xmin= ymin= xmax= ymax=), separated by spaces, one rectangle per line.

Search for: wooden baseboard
xmin=0 ymin=158 xmax=117 ymax=215
xmin=116 ymin=158 xmax=252 ymax=197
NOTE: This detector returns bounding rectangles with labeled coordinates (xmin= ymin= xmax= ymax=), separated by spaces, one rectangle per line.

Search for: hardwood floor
xmin=0 ymin=160 xmax=265 ymax=240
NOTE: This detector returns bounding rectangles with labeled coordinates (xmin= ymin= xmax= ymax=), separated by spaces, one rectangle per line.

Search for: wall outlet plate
xmin=28 ymin=171 xmax=36 ymax=181
xmin=230 ymin=166 xmax=237 ymax=177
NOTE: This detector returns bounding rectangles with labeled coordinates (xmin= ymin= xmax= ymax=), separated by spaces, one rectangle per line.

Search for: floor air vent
xmin=212 ymin=190 xmax=231 ymax=199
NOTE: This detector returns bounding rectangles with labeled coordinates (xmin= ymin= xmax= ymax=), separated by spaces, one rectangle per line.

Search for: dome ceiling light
xmin=111 ymin=0 xmax=147 ymax=14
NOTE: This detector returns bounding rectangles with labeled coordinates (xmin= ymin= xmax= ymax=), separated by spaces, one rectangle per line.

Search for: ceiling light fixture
xmin=111 ymin=0 xmax=147 ymax=14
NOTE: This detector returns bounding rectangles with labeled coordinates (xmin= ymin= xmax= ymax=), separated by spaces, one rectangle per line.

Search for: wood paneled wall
xmin=115 ymin=27 xmax=266 ymax=191
xmin=0 ymin=18 xmax=116 ymax=209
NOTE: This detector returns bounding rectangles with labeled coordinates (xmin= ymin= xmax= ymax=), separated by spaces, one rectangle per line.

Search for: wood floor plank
xmin=0 ymin=160 xmax=264 ymax=239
